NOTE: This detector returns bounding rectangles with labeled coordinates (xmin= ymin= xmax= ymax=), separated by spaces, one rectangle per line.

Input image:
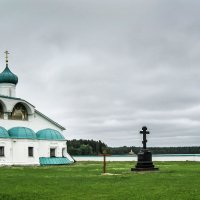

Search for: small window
xmin=0 ymin=146 xmax=4 ymax=157
xmin=28 ymin=147 xmax=33 ymax=157
xmin=50 ymin=148 xmax=56 ymax=157
xmin=62 ymin=148 xmax=66 ymax=157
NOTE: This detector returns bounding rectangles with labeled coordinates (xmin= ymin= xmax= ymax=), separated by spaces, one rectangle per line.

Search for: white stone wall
xmin=38 ymin=140 xmax=65 ymax=157
xmin=0 ymin=96 xmax=74 ymax=165
xmin=0 ymin=139 xmax=12 ymax=165
xmin=0 ymin=97 xmax=34 ymax=114
xmin=0 ymin=83 xmax=16 ymax=97
xmin=38 ymin=140 xmax=74 ymax=162
xmin=11 ymin=139 xmax=39 ymax=165
xmin=39 ymin=140 xmax=73 ymax=162
xmin=0 ymin=97 xmax=64 ymax=133
xmin=0 ymin=138 xmax=73 ymax=165
xmin=0 ymin=112 xmax=63 ymax=133
xmin=0 ymin=139 xmax=39 ymax=165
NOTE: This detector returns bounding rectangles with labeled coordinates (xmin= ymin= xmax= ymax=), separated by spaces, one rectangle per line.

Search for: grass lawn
xmin=0 ymin=161 xmax=199 ymax=200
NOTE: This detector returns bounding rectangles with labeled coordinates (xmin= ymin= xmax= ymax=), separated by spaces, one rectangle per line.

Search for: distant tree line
xmin=67 ymin=139 xmax=200 ymax=155
xmin=67 ymin=139 xmax=108 ymax=155
xmin=109 ymin=146 xmax=200 ymax=155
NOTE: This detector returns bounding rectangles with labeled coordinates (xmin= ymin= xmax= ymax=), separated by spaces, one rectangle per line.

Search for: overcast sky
xmin=0 ymin=0 xmax=200 ymax=147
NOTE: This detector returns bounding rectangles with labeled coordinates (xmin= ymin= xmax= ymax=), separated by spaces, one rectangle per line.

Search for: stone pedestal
xmin=131 ymin=149 xmax=158 ymax=171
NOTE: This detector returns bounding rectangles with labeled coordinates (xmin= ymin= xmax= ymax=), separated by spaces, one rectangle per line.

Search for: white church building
xmin=0 ymin=51 xmax=74 ymax=166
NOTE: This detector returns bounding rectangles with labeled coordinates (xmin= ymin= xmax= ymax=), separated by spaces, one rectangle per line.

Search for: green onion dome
xmin=36 ymin=129 xmax=65 ymax=140
xmin=0 ymin=66 xmax=18 ymax=85
xmin=0 ymin=126 xmax=10 ymax=138
xmin=8 ymin=127 xmax=36 ymax=139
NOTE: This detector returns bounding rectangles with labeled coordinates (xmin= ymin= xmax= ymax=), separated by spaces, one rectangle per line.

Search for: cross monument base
xmin=131 ymin=149 xmax=158 ymax=171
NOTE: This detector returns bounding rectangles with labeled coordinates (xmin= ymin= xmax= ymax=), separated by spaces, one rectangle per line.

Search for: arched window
xmin=0 ymin=104 xmax=3 ymax=119
xmin=10 ymin=103 xmax=28 ymax=120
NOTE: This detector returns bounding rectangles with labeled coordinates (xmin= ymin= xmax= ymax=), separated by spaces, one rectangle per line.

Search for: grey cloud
xmin=0 ymin=0 xmax=200 ymax=146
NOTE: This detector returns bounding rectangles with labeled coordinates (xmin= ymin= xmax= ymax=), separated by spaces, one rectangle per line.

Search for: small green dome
xmin=0 ymin=66 xmax=18 ymax=85
xmin=8 ymin=127 xmax=36 ymax=139
xmin=36 ymin=129 xmax=65 ymax=140
xmin=0 ymin=127 xmax=10 ymax=138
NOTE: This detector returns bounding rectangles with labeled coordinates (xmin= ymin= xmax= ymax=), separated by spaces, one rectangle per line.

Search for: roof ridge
xmin=35 ymin=110 xmax=66 ymax=130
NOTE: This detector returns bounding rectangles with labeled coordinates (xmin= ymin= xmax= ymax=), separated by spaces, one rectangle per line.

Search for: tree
xmin=79 ymin=144 xmax=93 ymax=155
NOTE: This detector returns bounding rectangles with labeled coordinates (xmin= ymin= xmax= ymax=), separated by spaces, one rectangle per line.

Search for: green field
xmin=0 ymin=161 xmax=199 ymax=200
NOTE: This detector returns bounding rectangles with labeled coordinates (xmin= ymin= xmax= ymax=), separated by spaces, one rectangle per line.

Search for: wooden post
xmin=103 ymin=154 xmax=106 ymax=173
xmin=99 ymin=154 xmax=111 ymax=174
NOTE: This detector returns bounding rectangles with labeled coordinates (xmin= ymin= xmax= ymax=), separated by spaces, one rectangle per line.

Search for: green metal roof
xmin=0 ymin=126 xmax=10 ymax=138
xmin=8 ymin=127 xmax=36 ymax=139
xmin=0 ymin=66 xmax=18 ymax=85
xmin=36 ymin=128 xmax=65 ymax=140
xmin=39 ymin=157 xmax=72 ymax=165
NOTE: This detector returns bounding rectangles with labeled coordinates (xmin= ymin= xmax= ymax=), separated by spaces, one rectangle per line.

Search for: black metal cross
xmin=140 ymin=126 xmax=149 ymax=149
xmin=5 ymin=50 xmax=9 ymax=64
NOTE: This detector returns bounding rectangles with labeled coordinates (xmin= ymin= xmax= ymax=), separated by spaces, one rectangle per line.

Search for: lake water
xmin=73 ymin=154 xmax=200 ymax=162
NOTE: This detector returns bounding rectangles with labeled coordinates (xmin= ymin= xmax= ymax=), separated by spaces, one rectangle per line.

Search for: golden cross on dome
xmin=4 ymin=50 xmax=9 ymax=63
